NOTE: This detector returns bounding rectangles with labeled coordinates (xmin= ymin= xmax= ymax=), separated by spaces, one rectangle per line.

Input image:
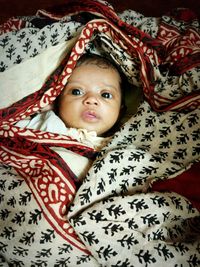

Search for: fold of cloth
xmin=0 ymin=1 xmax=199 ymax=266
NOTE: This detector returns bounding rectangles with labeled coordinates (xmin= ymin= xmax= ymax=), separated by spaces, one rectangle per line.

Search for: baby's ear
xmin=120 ymin=103 xmax=127 ymax=118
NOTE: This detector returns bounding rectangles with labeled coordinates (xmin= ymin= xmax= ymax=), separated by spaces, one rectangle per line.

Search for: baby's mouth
xmin=82 ymin=110 xmax=99 ymax=121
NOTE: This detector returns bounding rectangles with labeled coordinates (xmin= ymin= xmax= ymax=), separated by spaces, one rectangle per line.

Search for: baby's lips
xmin=82 ymin=110 xmax=99 ymax=121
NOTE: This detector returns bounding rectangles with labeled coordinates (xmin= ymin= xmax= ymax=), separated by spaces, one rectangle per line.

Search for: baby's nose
xmin=83 ymin=94 xmax=98 ymax=105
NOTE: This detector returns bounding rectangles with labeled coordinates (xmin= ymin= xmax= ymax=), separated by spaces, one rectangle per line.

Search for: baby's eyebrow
xmin=102 ymin=84 xmax=121 ymax=93
xmin=65 ymin=81 xmax=81 ymax=88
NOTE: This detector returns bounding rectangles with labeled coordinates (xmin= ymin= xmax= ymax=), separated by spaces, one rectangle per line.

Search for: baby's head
xmin=57 ymin=54 xmax=124 ymax=136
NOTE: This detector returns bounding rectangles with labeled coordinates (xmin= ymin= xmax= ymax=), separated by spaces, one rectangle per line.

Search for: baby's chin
xmin=66 ymin=121 xmax=110 ymax=136
xmin=79 ymin=124 xmax=104 ymax=135
xmin=67 ymin=124 xmax=101 ymax=135
xmin=83 ymin=125 xmax=108 ymax=136
xmin=83 ymin=126 xmax=102 ymax=135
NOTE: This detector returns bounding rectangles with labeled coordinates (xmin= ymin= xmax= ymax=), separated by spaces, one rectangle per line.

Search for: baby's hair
xmin=76 ymin=53 xmax=120 ymax=72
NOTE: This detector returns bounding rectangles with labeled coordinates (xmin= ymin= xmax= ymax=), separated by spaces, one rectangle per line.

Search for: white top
xmin=16 ymin=110 xmax=109 ymax=150
xmin=16 ymin=110 xmax=110 ymax=181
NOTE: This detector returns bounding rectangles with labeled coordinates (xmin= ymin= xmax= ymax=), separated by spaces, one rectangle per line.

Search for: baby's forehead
xmin=75 ymin=61 xmax=122 ymax=84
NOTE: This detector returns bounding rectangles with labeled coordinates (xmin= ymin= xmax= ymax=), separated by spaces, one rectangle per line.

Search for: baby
xmin=17 ymin=53 xmax=124 ymax=149
xmin=16 ymin=54 xmax=124 ymax=180
xmin=57 ymin=53 xmax=122 ymax=137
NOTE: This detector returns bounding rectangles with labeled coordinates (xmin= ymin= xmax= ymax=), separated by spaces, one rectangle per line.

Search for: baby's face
xmin=58 ymin=63 xmax=122 ymax=135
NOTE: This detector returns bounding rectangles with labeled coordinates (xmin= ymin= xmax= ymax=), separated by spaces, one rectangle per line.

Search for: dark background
xmin=0 ymin=0 xmax=199 ymax=24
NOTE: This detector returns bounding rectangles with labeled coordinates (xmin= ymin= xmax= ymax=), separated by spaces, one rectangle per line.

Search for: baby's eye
xmin=101 ymin=92 xmax=113 ymax=99
xmin=71 ymin=88 xmax=83 ymax=95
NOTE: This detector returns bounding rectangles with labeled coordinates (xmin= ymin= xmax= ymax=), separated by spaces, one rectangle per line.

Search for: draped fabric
xmin=0 ymin=1 xmax=199 ymax=266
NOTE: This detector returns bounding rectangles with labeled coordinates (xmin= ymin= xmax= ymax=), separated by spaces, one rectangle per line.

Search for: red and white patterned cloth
xmin=0 ymin=1 xmax=199 ymax=266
